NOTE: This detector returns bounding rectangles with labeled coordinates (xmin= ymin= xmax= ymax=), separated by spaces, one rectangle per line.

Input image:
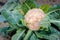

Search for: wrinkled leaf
xmin=30 ymin=33 xmax=39 ymax=40
xmin=23 ymin=30 xmax=32 ymax=40
xmin=48 ymin=27 xmax=60 ymax=40
xmin=40 ymin=4 xmax=51 ymax=13
xmin=48 ymin=4 xmax=60 ymax=12
xmin=48 ymin=4 xmax=60 ymax=29
xmin=21 ymin=0 xmax=37 ymax=14
xmin=48 ymin=34 xmax=60 ymax=40
xmin=35 ymin=31 xmax=49 ymax=39
xmin=49 ymin=27 xmax=59 ymax=34
xmin=39 ymin=16 xmax=51 ymax=31
xmin=35 ymin=26 xmax=60 ymax=40
xmin=0 ymin=1 xmax=18 ymax=12
xmin=20 ymin=19 xmax=27 ymax=26
xmin=0 ymin=26 xmax=13 ymax=36
xmin=1 ymin=9 xmax=24 ymax=28
xmin=0 ymin=15 xmax=6 ymax=23
xmin=1 ymin=10 xmax=24 ymax=24
xmin=12 ymin=29 xmax=25 ymax=40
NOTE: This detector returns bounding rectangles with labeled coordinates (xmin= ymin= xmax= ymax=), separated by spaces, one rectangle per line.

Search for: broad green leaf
xmin=1 ymin=9 xmax=24 ymax=24
xmin=48 ymin=4 xmax=60 ymax=12
xmin=49 ymin=27 xmax=59 ymax=34
xmin=30 ymin=33 xmax=40 ymax=40
xmin=11 ymin=29 xmax=25 ymax=40
xmin=40 ymin=4 xmax=51 ymax=13
xmin=23 ymin=30 xmax=32 ymax=40
xmin=24 ymin=0 xmax=37 ymax=8
xmin=39 ymin=16 xmax=51 ymax=31
xmin=0 ymin=1 xmax=18 ymax=12
xmin=50 ymin=19 xmax=60 ymax=29
xmin=1 ymin=9 xmax=24 ymax=28
xmin=48 ymin=27 xmax=60 ymax=40
xmin=48 ymin=4 xmax=60 ymax=19
xmin=48 ymin=34 xmax=60 ymax=40
xmin=14 ymin=4 xmax=25 ymax=15
xmin=48 ymin=4 xmax=60 ymax=29
xmin=20 ymin=19 xmax=27 ymax=26
xmin=35 ymin=27 xmax=60 ymax=39
xmin=0 ymin=26 xmax=13 ymax=36
xmin=21 ymin=0 xmax=37 ymax=14
xmin=14 ymin=4 xmax=21 ymax=11
xmin=35 ymin=31 xmax=49 ymax=39
xmin=0 ymin=15 xmax=6 ymax=23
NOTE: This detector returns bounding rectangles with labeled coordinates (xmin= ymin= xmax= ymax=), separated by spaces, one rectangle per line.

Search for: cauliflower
xmin=25 ymin=8 xmax=45 ymax=31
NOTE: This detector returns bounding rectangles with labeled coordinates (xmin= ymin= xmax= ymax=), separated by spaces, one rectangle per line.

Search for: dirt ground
xmin=36 ymin=0 xmax=60 ymax=5
xmin=0 ymin=36 xmax=10 ymax=40
xmin=0 ymin=0 xmax=60 ymax=40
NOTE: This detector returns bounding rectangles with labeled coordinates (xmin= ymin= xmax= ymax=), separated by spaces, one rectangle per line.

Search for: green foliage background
xmin=0 ymin=0 xmax=60 ymax=40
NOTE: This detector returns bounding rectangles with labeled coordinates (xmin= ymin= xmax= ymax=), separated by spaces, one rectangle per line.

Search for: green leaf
xmin=40 ymin=4 xmax=51 ymax=13
xmin=21 ymin=0 xmax=37 ymax=14
xmin=0 ymin=15 xmax=6 ymax=23
xmin=14 ymin=4 xmax=21 ymax=11
xmin=48 ymin=4 xmax=60 ymax=12
xmin=23 ymin=30 xmax=32 ymax=40
xmin=50 ymin=19 xmax=60 ymax=29
xmin=35 ymin=26 xmax=60 ymax=39
xmin=12 ymin=29 xmax=25 ymax=40
xmin=20 ymin=19 xmax=27 ymax=26
xmin=30 ymin=33 xmax=39 ymax=40
xmin=48 ymin=4 xmax=60 ymax=29
xmin=0 ymin=1 xmax=18 ymax=12
xmin=1 ymin=9 xmax=24 ymax=28
xmin=39 ymin=16 xmax=51 ymax=31
xmin=48 ymin=4 xmax=60 ymax=19
xmin=0 ymin=26 xmax=13 ymax=36
xmin=48 ymin=33 xmax=60 ymax=40
xmin=49 ymin=27 xmax=59 ymax=34
xmin=1 ymin=10 xmax=23 ymax=24
xmin=48 ymin=27 xmax=60 ymax=40
xmin=35 ymin=31 xmax=49 ymax=39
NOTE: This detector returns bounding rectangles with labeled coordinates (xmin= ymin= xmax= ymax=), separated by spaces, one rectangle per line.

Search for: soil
xmin=0 ymin=36 xmax=10 ymax=40
xmin=36 ymin=0 xmax=60 ymax=5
